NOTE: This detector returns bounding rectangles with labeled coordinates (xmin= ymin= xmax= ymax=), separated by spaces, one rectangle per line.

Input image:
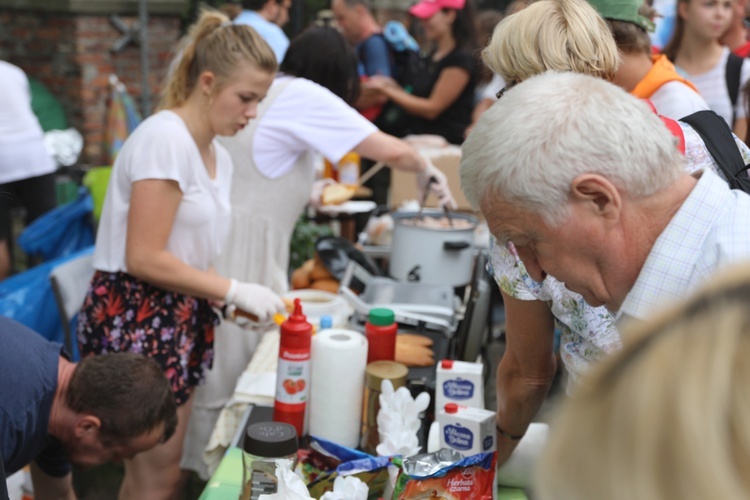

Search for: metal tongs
xmin=417 ymin=176 xmax=437 ymax=221
xmin=417 ymin=176 xmax=454 ymax=226
xmin=443 ymin=204 xmax=454 ymax=227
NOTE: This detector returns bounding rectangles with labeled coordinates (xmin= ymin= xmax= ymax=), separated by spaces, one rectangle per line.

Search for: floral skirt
xmin=76 ymin=271 xmax=220 ymax=405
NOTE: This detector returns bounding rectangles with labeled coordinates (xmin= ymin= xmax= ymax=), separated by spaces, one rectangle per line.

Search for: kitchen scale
xmin=339 ymin=261 xmax=460 ymax=336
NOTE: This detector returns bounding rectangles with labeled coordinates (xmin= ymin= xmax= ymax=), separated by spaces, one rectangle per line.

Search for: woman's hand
xmin=308 ymin=178 xmax=337 ymax=209
xmin=224 ymin=279 xmax=285 ymax=324
xmin=364 ymin=75 xmax=400 ymax=93
xmin=417 ymin=159 xmax=458 ymax=209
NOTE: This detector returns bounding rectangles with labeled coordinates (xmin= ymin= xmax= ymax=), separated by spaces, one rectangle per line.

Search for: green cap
xmin=587 ymin=0 xmax=656 ymax=33
xmin=368 ymin=308 xmax=395 ymax=326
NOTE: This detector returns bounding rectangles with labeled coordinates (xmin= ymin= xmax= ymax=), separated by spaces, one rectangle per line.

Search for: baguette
xmin=395 ymin=341 xmax=434 ymax=367
xmin=397 ymin=333 xmax=434 ymax=347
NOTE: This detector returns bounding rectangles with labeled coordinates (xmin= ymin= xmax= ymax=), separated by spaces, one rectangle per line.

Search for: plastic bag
xmin=0 ymin=247 xmax=93 ymax=360
xmin=391 ymin=450 xmax=498 ymax=500
xmin=18 ymin=189 xmax=94 ymax=261
xmin=302 ymin=437 xmax=389 ymax=500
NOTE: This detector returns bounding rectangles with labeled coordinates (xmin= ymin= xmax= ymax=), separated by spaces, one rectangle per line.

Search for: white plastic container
xmin=283 ymin=289 xmax=352 ymax=330
xmin=437 ymin=403 xmax=496 ymax=457
xmin=436 ymin=359 xmax=484 ymax=410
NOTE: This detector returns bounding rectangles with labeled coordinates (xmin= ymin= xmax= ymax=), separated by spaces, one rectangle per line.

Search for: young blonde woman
xmin=76 ymin=10 xmax=281 ymax=499
xmin=366 ymin=0 xmax=479 ymax=144
xmin=536 ymin=263 xmax=750 ymax=500
xmin=663 ymin=0 xmax=750 ymax=136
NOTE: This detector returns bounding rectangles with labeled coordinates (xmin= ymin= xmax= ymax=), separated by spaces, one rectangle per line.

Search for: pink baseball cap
xmin=409 ymin=0 xmax=466 ymax=19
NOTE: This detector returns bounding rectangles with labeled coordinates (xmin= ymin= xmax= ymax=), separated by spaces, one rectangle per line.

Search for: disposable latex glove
xmin=259 ymin=459 xmax=313 ymax=500
xmin=320 ymin=476 xmax=369 ymax=500
xmin=416 ymin=159 xmax=458 ymax=210
xmin=309 ymin=178 xmax=337 ymax=209
xmin=224 ymin=279 xmax=285 ymax=325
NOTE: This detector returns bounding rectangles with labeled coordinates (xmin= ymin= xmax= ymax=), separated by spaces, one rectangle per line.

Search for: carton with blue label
xmin=437 ymin=403 xmax=496 ymax=457
xmin=436 ymin=359 xmax=484 ymax=410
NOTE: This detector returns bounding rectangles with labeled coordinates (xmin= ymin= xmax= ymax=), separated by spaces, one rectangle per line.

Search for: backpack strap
xmin=680 ymin=110 xmax=749 ymax=190
xmin=725 ymin=52 xmax=743 ymax=125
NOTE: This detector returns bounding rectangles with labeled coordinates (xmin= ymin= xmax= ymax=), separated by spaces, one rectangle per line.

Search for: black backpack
xmin=359 ymin=34 xmax=429 ymax=137
xmin=680 ymin=110 xmax=750 ymax=193
xmin=725 ymin=51 xmax=744 ymax=126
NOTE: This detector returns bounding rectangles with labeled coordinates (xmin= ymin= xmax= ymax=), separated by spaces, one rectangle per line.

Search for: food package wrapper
xmin=258 ymin=459 xmax=313 ymax=500
xmin=376 ymin=379 xmax=430 ymax=458
xmin=302 ymin=437 xmax=389 ymax=500
xmin=391 ymin=449 xmax=498 ymax=500
xmin=497 ymin=422 xmax=549 ymax=488
xmin=319 ymin=476 xmax=369 ymax=500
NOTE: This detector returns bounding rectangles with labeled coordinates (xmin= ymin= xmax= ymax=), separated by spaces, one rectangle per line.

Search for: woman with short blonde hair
xmin=482 ymin=0 xmax=619 ymax=84
xmin=536 ymin=264 xmax=750 ymax=500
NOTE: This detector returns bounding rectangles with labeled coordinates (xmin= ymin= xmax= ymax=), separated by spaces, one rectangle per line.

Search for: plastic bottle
xmin=365 ymin=308 xmax=397 ymax=364
xmin=273 ymin=298 xmax=312 ymax=438
xmin=337 ymin=152 xmax=360 ymax=185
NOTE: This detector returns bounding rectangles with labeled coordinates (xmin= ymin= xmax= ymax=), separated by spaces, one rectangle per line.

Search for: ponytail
xmin=160 ymin=8 xmax=277 ymax=109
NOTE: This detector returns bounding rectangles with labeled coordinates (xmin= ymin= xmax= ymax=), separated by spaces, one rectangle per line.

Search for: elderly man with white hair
xmin=461 ymin=70 xmax=750 ymax=463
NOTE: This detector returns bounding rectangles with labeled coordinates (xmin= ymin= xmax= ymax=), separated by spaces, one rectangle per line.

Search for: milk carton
xmin=436 ymin=359 xmax=484 ymax=410
xmin=437 ymin=403 xmax=496 ymax=457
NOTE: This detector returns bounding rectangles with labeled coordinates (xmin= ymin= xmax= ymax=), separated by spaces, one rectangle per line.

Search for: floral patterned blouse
xmin=488 ymin=122 xmax=750 ymax=392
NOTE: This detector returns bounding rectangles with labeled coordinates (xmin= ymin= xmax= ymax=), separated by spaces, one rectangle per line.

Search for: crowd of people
xmin=4 ymin=0 xmax=750 ymax=497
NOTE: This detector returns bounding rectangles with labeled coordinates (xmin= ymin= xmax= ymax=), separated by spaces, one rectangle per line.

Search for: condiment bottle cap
xmin=243 ymin=422 xmax=298 ymax=457
xmin=320 ymin=315 xmax=333 ymax=330
xmin=368 ymin=308 xmax=395 ymax=326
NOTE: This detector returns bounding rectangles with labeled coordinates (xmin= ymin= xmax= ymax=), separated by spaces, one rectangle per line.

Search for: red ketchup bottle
xmin=365 ymin=308 xmax=397 ymax=364
xmin=273 ymin=298 xmax=312 ymax=438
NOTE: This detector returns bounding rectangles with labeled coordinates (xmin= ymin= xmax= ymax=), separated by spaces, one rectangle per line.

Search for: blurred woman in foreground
xmin=538 ymin=263 xmax=750 ymax=500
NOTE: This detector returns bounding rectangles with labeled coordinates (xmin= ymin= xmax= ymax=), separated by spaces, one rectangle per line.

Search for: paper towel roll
xmin=309 ymin=329 xmax=368 ymax=447
xmin=496 ymin=422 xmax=549 ymax=489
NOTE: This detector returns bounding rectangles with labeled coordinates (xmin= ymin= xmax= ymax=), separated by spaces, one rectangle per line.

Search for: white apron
xmin=182 ymin=78 xmax=315 ymax=477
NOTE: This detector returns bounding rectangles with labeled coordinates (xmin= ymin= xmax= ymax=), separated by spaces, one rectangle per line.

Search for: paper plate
xmin=318 ymin=200 xmax=377 ymax=214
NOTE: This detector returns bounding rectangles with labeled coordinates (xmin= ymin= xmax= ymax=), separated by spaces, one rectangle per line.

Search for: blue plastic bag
xmin=0 ymin=247 xmax=94 ymax=360
xmin=18 ymin=188 xmax=94 ymax=261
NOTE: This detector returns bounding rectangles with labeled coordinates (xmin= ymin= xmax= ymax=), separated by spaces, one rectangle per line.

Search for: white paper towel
xmin=309 ymin=329 xmax=368 ymax=447
xmin=496 ymin=422 xmax=549 ymax=488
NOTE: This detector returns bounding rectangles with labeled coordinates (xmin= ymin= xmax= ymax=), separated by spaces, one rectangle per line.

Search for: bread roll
xmin=322 ymin=183 xmax=356 ymax=205
xmin=291 ymin=268 xmax=311 ymax=289
xmin=301 ymin=258 xmax=315 ymax=273
xmin=310 ymin=264 xmax=334 ymax=281
xmin=310 ymin=278 xmax=339 ymax=293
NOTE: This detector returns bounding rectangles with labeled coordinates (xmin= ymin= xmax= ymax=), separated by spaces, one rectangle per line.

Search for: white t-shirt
xmin=649 ymin=80 xmax=710 ymax=120
xmin=94 ymin=110 xmax=233 ymax=273
xmin=0 ymin=61 xmax=57 ymax=183
xmin=677 ymin=47 xmax=750 ymax=127
xmin=251 ymin=76 xmax=378 ymax=178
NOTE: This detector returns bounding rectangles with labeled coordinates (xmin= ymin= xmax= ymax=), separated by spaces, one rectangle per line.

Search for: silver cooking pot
xmin=389 ymin=211 xmax=478 ymax=287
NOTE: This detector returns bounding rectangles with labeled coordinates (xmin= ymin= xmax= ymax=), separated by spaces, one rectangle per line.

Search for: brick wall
xmin=0 ymin=10 xmax=181 ymax=164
